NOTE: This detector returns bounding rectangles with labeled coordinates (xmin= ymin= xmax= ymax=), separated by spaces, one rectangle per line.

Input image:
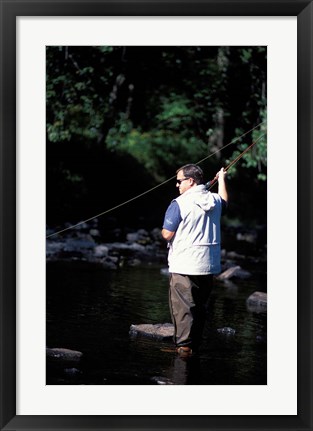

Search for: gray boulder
xmin=46 ymin=347 xmax=83 ymax=362
xmin=247 ymin=291 xmax=267 ymax=311
xmin=129 ymin=323 xmax=174 ymax=340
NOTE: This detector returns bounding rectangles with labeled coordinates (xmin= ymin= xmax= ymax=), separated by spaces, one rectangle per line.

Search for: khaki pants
xmin=169 ymin=273 xmax=213 ymax=350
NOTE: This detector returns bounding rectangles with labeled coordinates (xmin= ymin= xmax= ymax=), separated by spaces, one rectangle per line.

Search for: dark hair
xmin=176 ymin=164 xmax=204 ymax=185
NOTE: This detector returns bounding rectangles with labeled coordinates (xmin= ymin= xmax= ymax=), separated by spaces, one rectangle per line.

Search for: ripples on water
xmin=46 ymin=262 xmax=267 ymax=385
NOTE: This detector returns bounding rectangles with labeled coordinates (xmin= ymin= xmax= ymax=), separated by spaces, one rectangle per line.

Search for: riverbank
xmin=46 ymin=218 xmax=266 ymax=271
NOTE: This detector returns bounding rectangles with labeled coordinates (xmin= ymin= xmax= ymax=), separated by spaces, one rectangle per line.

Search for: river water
xmin=46 ymin=257 xmax=267 ymax=385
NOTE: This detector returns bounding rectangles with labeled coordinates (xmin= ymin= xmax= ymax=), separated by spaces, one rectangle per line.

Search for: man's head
xmin=176 ymin=164 xmax=204 ymax=194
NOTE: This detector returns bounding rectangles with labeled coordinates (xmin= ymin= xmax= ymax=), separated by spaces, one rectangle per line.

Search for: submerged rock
xmin=217 ymin=327 xmax=236 ymax=335
xmin=151 ymin=376 xmax=174 ymax=385
xmin=129 ymin=323 xmax=174 ymax=339
xmin=64 ymin=367 xmax=82 ymax=376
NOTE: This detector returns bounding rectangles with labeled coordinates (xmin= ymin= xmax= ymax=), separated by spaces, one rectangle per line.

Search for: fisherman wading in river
xmin=162 ymin=164 xmax=228 ymax=356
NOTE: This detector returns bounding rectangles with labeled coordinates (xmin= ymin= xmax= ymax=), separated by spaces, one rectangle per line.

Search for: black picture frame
xmin=1 ymin=1 xmax=312 ymax=430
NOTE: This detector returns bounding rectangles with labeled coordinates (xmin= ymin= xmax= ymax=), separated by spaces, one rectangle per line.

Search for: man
xmin=162 ymin=164 xmax=228 ymax=356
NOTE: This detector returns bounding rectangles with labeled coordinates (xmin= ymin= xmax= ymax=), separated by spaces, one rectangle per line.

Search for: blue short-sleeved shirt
xmin=163 ymin=197 xmax=227 ymax=233
xmin=163 ymin=200 xmax=182 ymax=232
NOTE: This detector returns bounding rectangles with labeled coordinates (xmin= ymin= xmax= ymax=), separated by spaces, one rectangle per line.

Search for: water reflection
xmin=169 ymin=355 xmax=202 ymax=385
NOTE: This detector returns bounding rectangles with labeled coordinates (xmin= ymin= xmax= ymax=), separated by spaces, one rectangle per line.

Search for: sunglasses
xmin=176 ymin=177 xmax=190 ymax=185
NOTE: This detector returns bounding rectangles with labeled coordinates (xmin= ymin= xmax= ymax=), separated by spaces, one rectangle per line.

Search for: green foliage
xmin=46 ymin=46 xmax=267 ymax=225
xmin=46 ymin=46 xmax=117 ymax=144
xmin=106 ymin=113 xmax=207 ymax=181
xmin=225 ymin=110 xmax=267 ymax=181
xmin=156 ymin=94 xmax=194 ymax=129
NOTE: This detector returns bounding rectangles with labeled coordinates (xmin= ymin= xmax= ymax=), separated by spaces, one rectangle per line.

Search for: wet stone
xmin=46 ymin=347 xmax=83 ymax=362
xmin=129 ymin=323 xmax=174 ymax=340
xmin=217 ymin=265 xmax=251 ymax=280
xmin=64 ymin=367 xmax=82 ymax=376
xmin=94 ymin=245 xmax=109 ymax=257
xmin=246 ymin=291 xmax=267 ymax=312
xmin=151 ymin=376 xmax=174 ymax=385
xmin=217 ymin=327 xmax=236 ymax=335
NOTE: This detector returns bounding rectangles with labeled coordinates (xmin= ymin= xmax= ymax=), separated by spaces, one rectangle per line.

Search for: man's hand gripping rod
xmin=205 ymin=136 xmax=264 ymax=190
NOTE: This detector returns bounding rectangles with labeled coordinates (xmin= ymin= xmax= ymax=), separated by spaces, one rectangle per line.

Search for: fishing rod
xmin=205 ymin=134 xmax=265 ymax=191
xmin=46 ymin=124 xmax=266 ymax=239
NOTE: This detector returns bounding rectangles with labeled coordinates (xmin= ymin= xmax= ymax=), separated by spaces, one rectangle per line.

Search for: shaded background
xmin=46 ymin=46 xmax=267 ymax=233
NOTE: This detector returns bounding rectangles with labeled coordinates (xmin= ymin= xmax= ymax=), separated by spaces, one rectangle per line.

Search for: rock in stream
xmin=129 ymin=323 xmax=174 ymax=340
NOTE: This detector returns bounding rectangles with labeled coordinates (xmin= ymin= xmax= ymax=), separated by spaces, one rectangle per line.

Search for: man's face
xmin=176 ymin=170 xmax=193 ymax=194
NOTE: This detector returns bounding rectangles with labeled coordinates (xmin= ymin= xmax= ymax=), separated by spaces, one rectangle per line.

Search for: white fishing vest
xmin=167 ymin=185 xmax=222 ymax=275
